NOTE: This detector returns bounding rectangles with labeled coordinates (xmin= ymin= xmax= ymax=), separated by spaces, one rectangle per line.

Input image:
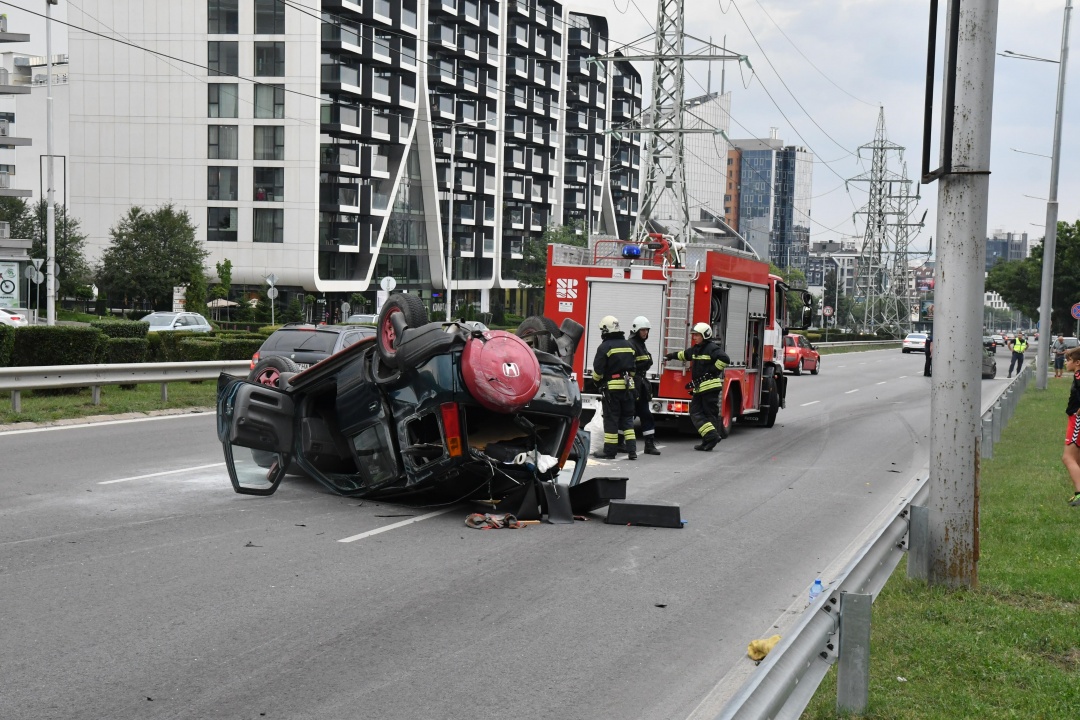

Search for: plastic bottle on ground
xmin=809 ymin=578 xmax=824 ymax=603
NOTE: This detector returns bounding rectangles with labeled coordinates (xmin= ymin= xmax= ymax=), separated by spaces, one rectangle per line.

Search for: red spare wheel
xmin=461 ymin=330 xmax=541 ymax=413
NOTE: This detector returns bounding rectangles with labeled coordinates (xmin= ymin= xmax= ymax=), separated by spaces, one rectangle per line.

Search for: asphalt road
xmin=1 ymin=349 xmax=1009 ymax=720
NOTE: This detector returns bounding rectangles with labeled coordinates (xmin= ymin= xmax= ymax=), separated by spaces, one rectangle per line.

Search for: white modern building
xmin=61 ymin=0 xmax=641 ymax=316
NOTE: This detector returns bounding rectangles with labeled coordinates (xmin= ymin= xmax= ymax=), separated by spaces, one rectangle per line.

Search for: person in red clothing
xmin=1061 ymin=347 xmax=1080 ymax=506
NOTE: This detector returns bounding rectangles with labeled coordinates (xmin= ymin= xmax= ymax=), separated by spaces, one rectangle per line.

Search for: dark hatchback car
xmin=249 ymin=323 xmax=376 ymax=385
xmin=218 ymin=296 xmax=587 ymax=504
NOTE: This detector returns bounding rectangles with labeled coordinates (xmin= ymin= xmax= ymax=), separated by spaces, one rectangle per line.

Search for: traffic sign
xmin=31 ymin=258 xmax=43 ymax=271
xmin=1071 ymin=302 xmax=1080 ymax=320
xmin=380 ymin=276 xmax=397 ymax=292
xmin=265 ymin=273 xmax=277 ymax=287
xmin=267 ymin=287 xmax=279 ymax=300
xmin=823 ymin=305 xmax=834 ymax=317
xmin=340 ymin=301 xmax=351 ymax=316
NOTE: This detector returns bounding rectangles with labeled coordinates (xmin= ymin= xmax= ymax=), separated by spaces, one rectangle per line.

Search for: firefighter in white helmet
xmin=624 ymin=315 xmax=661 ymax=455
xmin=591 ymin=315 xmax=638 ymax=460
xmin=664 ymin=322 xmax=730 ymax=451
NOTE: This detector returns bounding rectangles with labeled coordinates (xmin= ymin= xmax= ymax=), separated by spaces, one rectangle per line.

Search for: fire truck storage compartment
xmin=584 ymin=278 xmax=667 ymax=379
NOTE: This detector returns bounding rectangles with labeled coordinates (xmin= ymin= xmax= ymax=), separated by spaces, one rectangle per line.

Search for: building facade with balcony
xmin=65 ymin=0 xmax=641 ymax=316
xmin=0 ymin=27 xmax=35 ymax=310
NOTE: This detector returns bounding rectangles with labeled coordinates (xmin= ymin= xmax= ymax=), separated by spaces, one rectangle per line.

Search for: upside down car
xmin=216 ymin=293 xmax=588 ymax=505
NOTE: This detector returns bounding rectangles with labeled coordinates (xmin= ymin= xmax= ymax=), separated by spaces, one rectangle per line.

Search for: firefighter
xmin=592 ymin=315 xmax=638 ymax=460
xmin=664 ymin=322 xmax=730 ymax=451
xmin=625 ymin=315 xmax=661 ymax=455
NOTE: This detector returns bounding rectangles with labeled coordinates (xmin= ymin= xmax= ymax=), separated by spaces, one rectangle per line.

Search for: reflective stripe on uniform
xmin=697 ymin=378 xmax=723 ymax=392
xmin=698 ymin=422 xmax=715 ymax=436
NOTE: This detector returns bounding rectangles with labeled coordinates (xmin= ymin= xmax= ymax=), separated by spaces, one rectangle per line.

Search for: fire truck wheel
xmin=758 ymin=385 xmax=780 ymax=428
xmin=718 ymin=399 xmax=732 ymax=439
xmin=377 ymin=293 xmax=428 ymax=368
xmin=515 ymin=315 xmax=559 ymax=354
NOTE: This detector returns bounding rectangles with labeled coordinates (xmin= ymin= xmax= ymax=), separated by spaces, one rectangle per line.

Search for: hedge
xmin=0 ymin=324 xmax=14 ymax=366
xmin=218 ymin=338 xmax=264 ymax=361
xmin=11 ymin=326 xmax=106 ymax=366
xmin=106 ymin=337 xmax=150 ymax=364
xmin=149 ymin=330 xmax=205 ymax=362
xmin=178 ymin=338 xmax=221 ymax=362
xmin=90 ymin=319 xmax=149 ymax=339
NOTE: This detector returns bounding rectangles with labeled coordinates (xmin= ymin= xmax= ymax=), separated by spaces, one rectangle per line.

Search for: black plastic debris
xmin=568 ymin=476 xmax=628 ymax=514
xmin=605 ymin=499 xmax=683 ymax=528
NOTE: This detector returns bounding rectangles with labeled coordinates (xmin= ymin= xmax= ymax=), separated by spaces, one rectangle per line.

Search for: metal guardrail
xmin=0 ymin=360 xmax=251 ymax=413
xmin=716 ymin=364 xmax=1032 ymax=719
xmin=815 ymin=340 xmax=900 ymax=348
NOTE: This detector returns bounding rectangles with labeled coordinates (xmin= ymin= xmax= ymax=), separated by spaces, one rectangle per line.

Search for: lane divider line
xmin=800 ymin=400 xmax=820 ymax=406
xmin=845 ymin=389 xmax=860 ymax=394
xmin=877 ymin=381 xmax=887 ymax=385
xmin=339 ymin=508 xmax=455 ymax=543
xmin=99 ymin=463 xmax=226 ymax=485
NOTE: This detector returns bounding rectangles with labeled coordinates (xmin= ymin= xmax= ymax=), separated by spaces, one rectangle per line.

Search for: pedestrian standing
xmin=627 ymin=316 xmax=661 ymax=455
xmin=1060 ymin=347 xmax=1080 ymax=506
xmin=923 ymin=333 xmax=933 ymax=377
xmin=1007 ymin=333 xmax=1028 ymax=378
xmin=1051 ymin=335 xmax=1067 ymax=378
xmin=591 ymin=315 xmax=637 ymax=460
xmin=664 ymin=322 xmax=730 ymax=451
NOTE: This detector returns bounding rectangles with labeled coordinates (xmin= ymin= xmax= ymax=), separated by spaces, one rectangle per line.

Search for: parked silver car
xmin=140 ymin=311 xmax=213 ymax=333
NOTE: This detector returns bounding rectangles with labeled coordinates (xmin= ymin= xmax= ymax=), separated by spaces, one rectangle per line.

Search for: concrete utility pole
xmin=928 ymin=0 xmax=999 ymax=588
xmin=1035 ymin=0 xmax=1072 ymax=390
xmin=46 ymin=0 xmax=58 ymax=325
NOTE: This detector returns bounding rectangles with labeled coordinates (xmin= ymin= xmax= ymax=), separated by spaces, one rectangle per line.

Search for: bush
xmin=153 ymin=330 xmax=204 ymax=362
xmin=90 ymin=319 xmax=149 ymax=339
xmin=178 ymin=338 xmax=221 ymax=362
xmin=106 ymin=337 xmax=149 ymax=364
xmin=12 ymin=326 xmax=106 ymax=367
xmin=218 ymin=338 xmax=264 ymax=361
xmin=0 ymin=325 xmax=14 ymax=366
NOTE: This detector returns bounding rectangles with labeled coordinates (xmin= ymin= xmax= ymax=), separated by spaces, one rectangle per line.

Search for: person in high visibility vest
xmin=1008 ymin=333 xmax=1028 ymax=377
xmin=591 ymin=315 xmax=637 ymax=460
xmin=664 ymin=322 xmax=730 ymax=451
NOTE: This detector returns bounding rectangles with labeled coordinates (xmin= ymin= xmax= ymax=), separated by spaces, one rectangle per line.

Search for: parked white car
xmin=902 ymin=332 xmax=928 ymax=353
xmin=0 ymin=307 xmax=29 ymax=327
xmin=140 ymin=311 xmax=213 ymax=333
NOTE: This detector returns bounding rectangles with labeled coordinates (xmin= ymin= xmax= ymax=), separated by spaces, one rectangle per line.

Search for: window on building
xmin=254 ymin=0 xmax=286 ymax=34
xmin=208 ymin=166 xmax=239 ymax=201
xmin=208 ymin=41 xmax=239 ymax=76
xmin=208 ymin=0 xmax=239 ymax=33
xmin=253 ymin=126 xmax=284 ymax=160
xmin=208 ymin=125 xmax=238 ymax=159
xmin=254 ymin=167 xmax=285 ymax=201
xmin=208 ymin=208 xmax=238 ymax=242
xmin=254 ymin=84 xmax=285 ymax=118
xmin=208 ymin=83 xmax=239 ymax=117
xmin=254 ymin=42 xmax=285 ymax=77
xmin=254 ymin=208 xmax=284 ymax=242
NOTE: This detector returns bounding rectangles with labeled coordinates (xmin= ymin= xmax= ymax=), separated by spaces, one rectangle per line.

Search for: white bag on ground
xmin=585 ymin=402 xmax=605 ymax=455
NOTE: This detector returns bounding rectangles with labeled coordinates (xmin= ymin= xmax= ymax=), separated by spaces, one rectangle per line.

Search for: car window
xmin=144 ymin=314 xmax=175 ymax=327
xmin=350 ymin=424 xmax=399 ymax=486
xmin=784 ymin=336 xmax=794 ymax=347
xmin=266 ymin=330 xmax=338 ymax=353
xmin=798 ymin=336 xmax=810 ymax=349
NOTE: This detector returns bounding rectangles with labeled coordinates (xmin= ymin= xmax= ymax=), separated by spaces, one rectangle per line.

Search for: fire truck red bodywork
xmin=544 ymin=240 xmax=803 ymax=434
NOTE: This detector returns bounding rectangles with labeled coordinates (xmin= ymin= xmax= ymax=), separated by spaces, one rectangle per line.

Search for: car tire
xmin=515 ymin=315 xmax=559 ymax=354
xmin=377 ymin=293 xmax=429 ymax=369
xmin=794 ymin=359 xmax=803 ymax=376
xmin=758 ymin=384 xmax=779 ymax=428
xmin=810 ymin=357 xmax=819 ymax=375
xmin=902 ymin=348 xmax=909 ymax=354
xmin=249 ymin=356 xmax=301 ymax=388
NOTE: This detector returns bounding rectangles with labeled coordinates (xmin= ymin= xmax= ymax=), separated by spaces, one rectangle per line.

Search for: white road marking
xmin=845 ymin=389 xmax=860 ymax=394
xmin=898 ymin=375 xmax=908 ymax=379
xmin=0 ymin=412 xmax=212 ymax=436
xmin=99 ymin=463 xmax=226 ymax=484
xmin=338 ymin=508 xmax=455 ymax=543
xmin=877 ymin=381 xmax=887 ymax=385
xmin=801 ymin=400 xmax=820 ymax=406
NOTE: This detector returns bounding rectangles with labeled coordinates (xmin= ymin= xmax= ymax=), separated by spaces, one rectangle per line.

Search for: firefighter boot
xmin=592 ymin=443 xmax=618 ymax=460
xmin=644 ymin=436 xmax=661 ymax=455
xmin=694 ymin=433 xmax=720 ymax=452
xmin=616 ymin=433 xmax=628 ymax=454
xmin=626 ymin=439 xmax=637 ymax=461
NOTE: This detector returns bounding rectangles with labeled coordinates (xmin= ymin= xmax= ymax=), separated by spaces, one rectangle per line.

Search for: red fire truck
xmin=543 ymin=236 xmax=811 ymax=435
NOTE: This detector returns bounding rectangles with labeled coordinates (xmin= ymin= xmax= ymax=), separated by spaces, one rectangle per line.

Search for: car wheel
xmin=515 ymin=315 xmax=560 ymax=354
xmin=902 ymin=348 xmax=909 ymax=354
xmin=249 ymin=356 xmax=301 ymax=388
xmin=794 ymin=359 xmax=803 ymax=376
xmin=758 ymin=384 xmax=779 ymax=428
xmin=377 ymin=293 xmax=429 ymax=368
xmin=810 ymin=357 xmax=820 ymax=375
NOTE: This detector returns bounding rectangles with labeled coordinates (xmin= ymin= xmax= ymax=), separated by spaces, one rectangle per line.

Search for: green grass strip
xmin=0 ymin=381 xmax=219 ymax=425
xmin=802 ymin=379 xmax=1080 ymax=719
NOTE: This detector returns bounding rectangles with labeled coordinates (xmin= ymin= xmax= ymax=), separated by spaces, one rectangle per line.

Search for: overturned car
xmin=216 ymin=294 xmax=588 ymax=506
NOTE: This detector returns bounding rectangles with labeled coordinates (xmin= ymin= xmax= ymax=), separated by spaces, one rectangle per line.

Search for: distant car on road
xmin=782 ymin=334 xmax=820 ymax=375
xmin=140 ymin=311 xmax=213 ymax=333
xmin=902 ymin=332 xmax=928 ymax=353
xmin=981 ymin=347 xmax=997 ymax=379
xmin=983 ymin=335 xmax=997 ymax=354
xmin=0 ymin=307 xmax=29 ymax=327
xmin=344 ymin=313 xmax=378 ymax=325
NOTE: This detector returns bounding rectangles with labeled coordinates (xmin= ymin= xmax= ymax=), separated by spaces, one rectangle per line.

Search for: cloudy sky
xmin=1 ymin=0 xmax=1074 ymax=258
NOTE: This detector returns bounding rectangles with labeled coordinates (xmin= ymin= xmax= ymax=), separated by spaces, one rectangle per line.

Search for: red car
xmin=783 ymin=334 xmax=821 ymax=375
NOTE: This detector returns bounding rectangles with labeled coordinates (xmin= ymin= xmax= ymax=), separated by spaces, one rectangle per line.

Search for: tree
xmin=516 ymin=223 xmax=586 ymax=289
xmin=0 ymin=197 xmax=36 ymax=240
xmin=28 ymin=200 xmax=92 ymax=298
xmin=96 ymin=204 xmax=207 ymax=310
xmin=986 ymin=220 xmax=1080 ymax=333
xmin=185 ymin=268 xmax=210 ymax=320
xmin=770 ymin=263 xmax=809 ymax=321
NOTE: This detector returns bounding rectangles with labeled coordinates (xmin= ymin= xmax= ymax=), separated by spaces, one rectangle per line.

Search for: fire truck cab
xmin=544 ymin=237 xmax=811 ymax=436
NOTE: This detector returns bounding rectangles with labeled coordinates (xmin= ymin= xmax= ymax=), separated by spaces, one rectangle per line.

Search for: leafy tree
xmin=0 ymin=197 xmax=36 ymax=240
xmin=211 ymin=258 xmax=232 ymax=301
xmin=516 ymin=223 xmax=586 ymax=289
xmin=28 ymin=200 xmax=92 ymax=297
xmin=185 ymin=268 xmax=210 ymax=320
xmin=96 ymin=204 xmax=207 ymax=310
xmin=282 ymin=296 xmax=304 ymax=323
xmin=986 ymin=220 xmax=1080 ymax=334
xmin=770 ymin=263 xmax=809 ymax=321
xmin=822 ymin=269 xmax=856 ymax=329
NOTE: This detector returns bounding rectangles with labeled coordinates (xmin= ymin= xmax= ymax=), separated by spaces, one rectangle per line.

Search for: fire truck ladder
xmin=663 ymin=267 xmax=698 ymax=361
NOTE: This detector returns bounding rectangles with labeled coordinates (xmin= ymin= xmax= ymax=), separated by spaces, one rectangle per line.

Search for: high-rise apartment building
xmin=729 ymin=134 xmax=812 ymax=272
xmin=985 ymin=230 xmax=1029 ymax=271
xmin=66 ymin=0 xmax=641 ymax=314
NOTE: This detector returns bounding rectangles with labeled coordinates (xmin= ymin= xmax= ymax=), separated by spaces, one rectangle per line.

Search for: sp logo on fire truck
xmin=555 ymin=278 xmax=578 ymax=299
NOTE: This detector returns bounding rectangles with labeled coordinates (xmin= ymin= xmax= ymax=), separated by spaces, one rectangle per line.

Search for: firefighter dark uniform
xmin=665 ymin=323 xmax=730 ymax=451
xmin=627 ymin=316 xmax=661 ymax=455
xmin=592 ymin=316 xmax=638 ymax=460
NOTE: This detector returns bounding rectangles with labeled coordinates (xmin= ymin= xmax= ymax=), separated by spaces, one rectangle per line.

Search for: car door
xmin=217 ymin=374 xmax=295 ymax=495
xmin=799 ymin=336 xmax=818 ymax=370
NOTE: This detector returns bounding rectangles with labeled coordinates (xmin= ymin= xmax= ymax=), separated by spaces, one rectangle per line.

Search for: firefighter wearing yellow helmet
xmin=664 ymin=322 xmax=730 ymax=451
xmin=591 ymin=315 xmax=638 ymax=460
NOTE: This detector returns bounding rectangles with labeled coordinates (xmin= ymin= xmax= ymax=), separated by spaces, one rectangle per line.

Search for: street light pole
xmin=443 ymin=118 xmax=490 ymax=322
xmin=46 ymin=0 xmax=56 ymax=326
xmin=1036 ymin=0 xmax=1072 ymax=390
